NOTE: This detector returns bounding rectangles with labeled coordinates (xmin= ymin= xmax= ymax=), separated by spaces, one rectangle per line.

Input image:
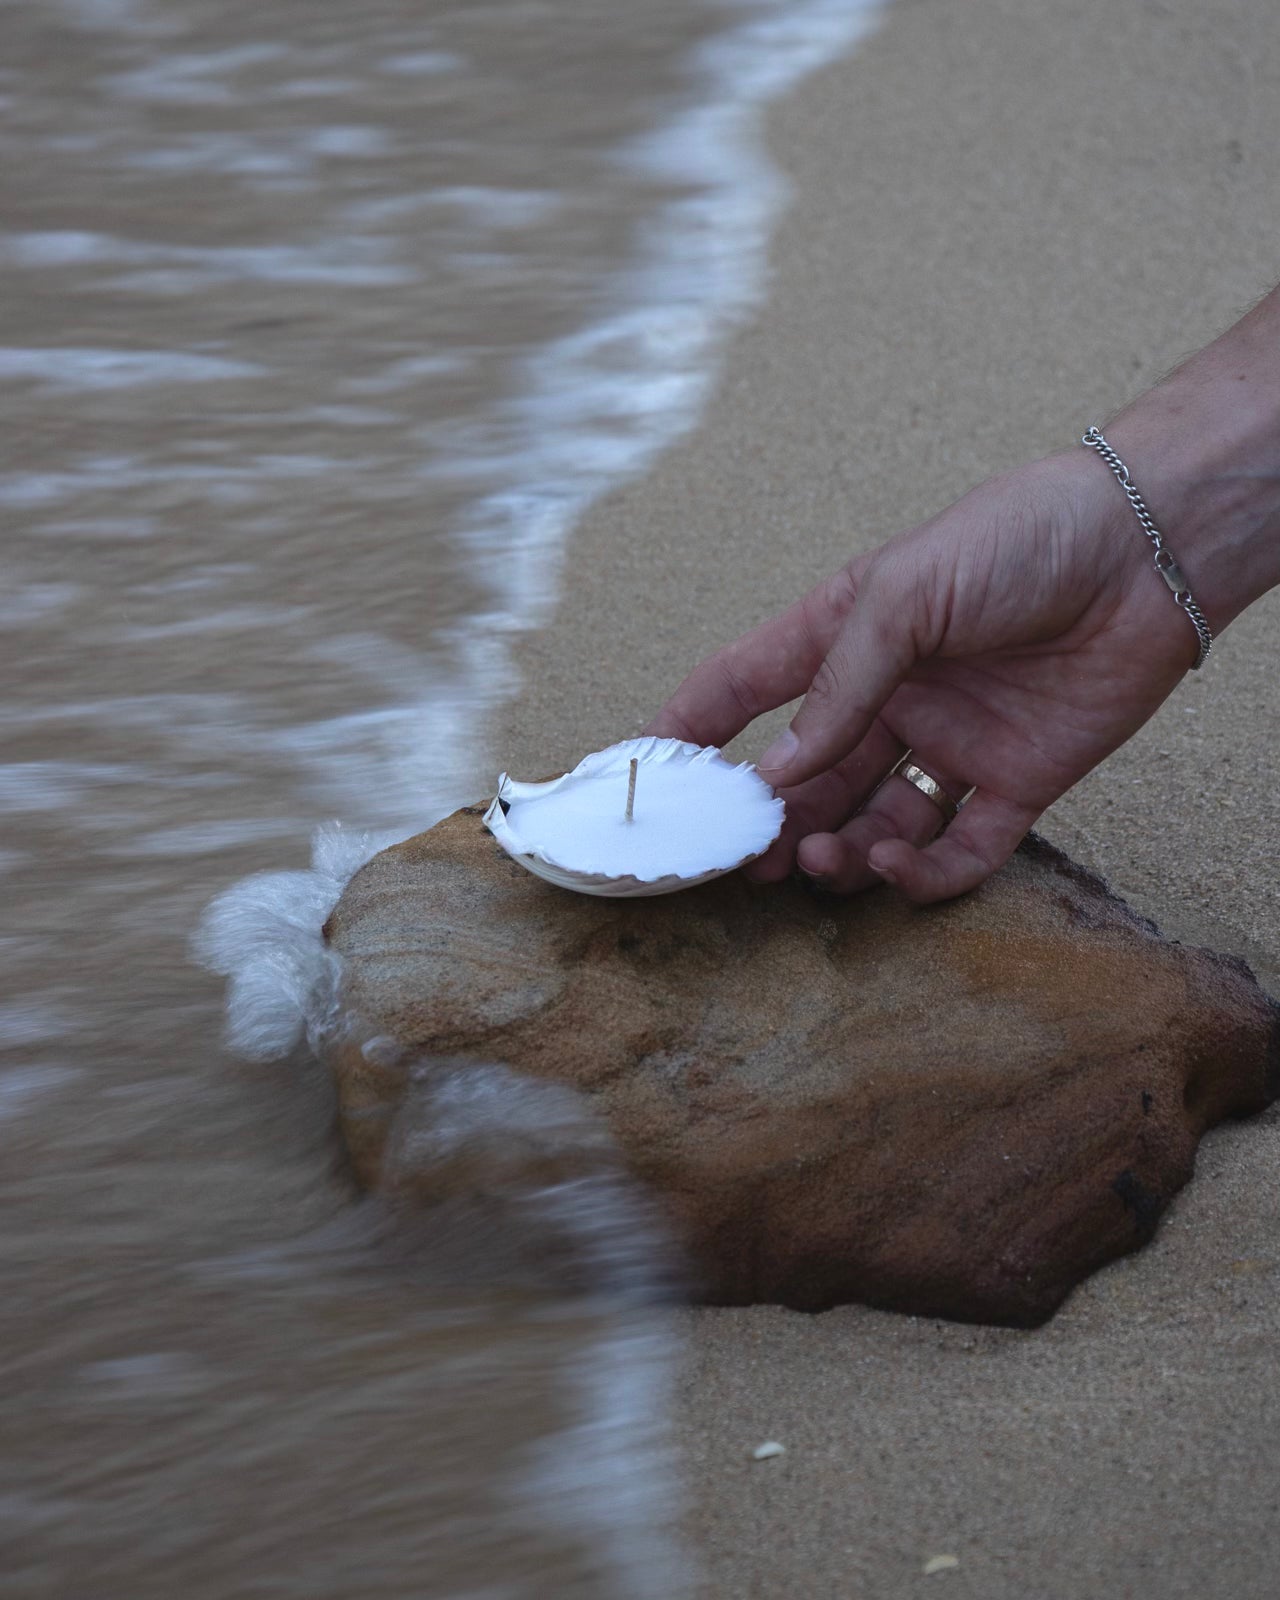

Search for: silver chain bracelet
xmin=1081 ymin=425 xmax=1213 ymax=670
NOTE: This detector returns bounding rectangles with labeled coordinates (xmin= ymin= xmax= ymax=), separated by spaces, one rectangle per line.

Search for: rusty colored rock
xmin=321 ymin=806 xmax=1278 ymax=1326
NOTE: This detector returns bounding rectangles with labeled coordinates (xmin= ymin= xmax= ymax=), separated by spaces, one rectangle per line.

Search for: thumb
xmin=756 ymin=561 xmax=921 ymax=788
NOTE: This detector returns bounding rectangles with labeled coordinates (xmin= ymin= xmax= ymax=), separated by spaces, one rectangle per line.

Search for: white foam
xmin=514 ymin=1315 xmax=691 ymax=1600
xmin=113 ymin=603 xmax=312 ymax=643
xmin=35 ymin=516 xmax=159 ymax=539
xmin=430 ymin=1 xmax=885 ymax=639
xmin=0 ymin=231 xmax=415 ymax=290
xmin=0 ymin=347 xmax=264 ymax=391
xmin=0 ymin=583 xmax=82 ymax=627
xmin=193 ymin=823 xmax=391 ymax=1061
xmin=0 ymin=692 xmax=247 ymax=734
xmin=369 ymin=1059 xmax=692 ymax=1587
xmin=77 ymin=1352 xmax=208 ymax=1397
xmin=125 ymin=124 xmax=394 ymax=180
xmin=106 ymin=819 xmax=304 ymax=858
xmin=125 ymin=136 xmax=310 ymax=179
xmin=278 ymin=78 xmax=363 ymax=100
xmin=54 ymin=0 xmax=177 ymax=37
xmin=0 ymin=1065 xmax=81 ymax=1123
xmin=270 ymin=403 xmax=403 ymax=427
xmin=0 ymin=761 xmax=145 ymax=813
xmin=0 ymin=231 xmax=134 ymax=267
xmin=130 ymin=563 xmax=255 ymax=597
xmin=101 ymin=43 xmax=286 ymax=103
xmin=0 ymin=1002 xmax=77 ymax=1047
xmin=338 ymin=353 xmax=470 ymax=393
xmin=425 ymin=187 xmax=563 ymax=230
xmin=376 ymin=50 xmax=464 ymax=77
xmin=0 ymin=453 xmax=387 ymax=513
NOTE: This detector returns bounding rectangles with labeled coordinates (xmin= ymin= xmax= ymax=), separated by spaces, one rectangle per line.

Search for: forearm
xmin=1106 ymin=283 xmax=1280 ymax=632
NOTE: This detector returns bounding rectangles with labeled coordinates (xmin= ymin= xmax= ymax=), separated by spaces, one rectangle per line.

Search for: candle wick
xmin=625 ymin=757 xmax=638 ymax=823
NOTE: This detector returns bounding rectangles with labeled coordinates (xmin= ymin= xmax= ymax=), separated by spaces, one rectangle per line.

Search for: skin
xmin=647 ymin=285 xmax=1280 ymax=903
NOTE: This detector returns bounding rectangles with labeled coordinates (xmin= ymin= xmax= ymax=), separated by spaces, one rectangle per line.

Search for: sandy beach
xmin=496 ymin=0 xmax=1280 ymax=1593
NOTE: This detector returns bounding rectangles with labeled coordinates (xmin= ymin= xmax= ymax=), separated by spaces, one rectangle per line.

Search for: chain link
xmin=1080 ymin=426 xmax=1213 ymax=670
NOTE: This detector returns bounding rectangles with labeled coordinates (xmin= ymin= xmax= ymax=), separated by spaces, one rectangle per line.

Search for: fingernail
xmin=758 ymin=728 xmax=798 ymax=773
xmin=868 ymin=847 xmax=895 ymax=882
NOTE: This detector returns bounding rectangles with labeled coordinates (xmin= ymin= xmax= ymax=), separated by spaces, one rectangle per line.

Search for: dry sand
xmin=496 ymin=0 xmax=1280 ymax=1593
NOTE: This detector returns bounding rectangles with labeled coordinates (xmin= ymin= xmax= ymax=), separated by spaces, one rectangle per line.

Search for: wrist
xmin=1103 ymin=296 xmax=1280 ymax=633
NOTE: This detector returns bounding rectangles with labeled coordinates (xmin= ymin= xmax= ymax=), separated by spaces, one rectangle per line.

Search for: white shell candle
xmin=482 ymin=737 xmax=785 ymax=897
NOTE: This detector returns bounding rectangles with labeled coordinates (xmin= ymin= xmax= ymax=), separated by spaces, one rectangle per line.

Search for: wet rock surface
xmin=322 ymin=807 xmax=1279 ymax=1325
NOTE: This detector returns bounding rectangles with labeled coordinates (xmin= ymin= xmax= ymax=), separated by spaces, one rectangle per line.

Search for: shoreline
xmin=199 ymin=0 xmax=891 ymax=1062
xmin=2 ymin=5 xmax=903 ymax=1593
xmin=497 ymin=0 xmax=1280 ymax=1593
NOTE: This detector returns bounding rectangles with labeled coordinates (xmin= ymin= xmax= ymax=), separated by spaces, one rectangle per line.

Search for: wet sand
xmin=497 ymin=0 xmax=1280 ymax=1593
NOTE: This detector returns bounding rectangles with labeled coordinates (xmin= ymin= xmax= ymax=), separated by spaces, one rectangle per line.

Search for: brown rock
xmin=321 ymin=806 xmax=1279 ymax=1326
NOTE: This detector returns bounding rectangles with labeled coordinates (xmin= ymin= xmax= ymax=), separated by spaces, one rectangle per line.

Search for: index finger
xmin=643 ymin=566 xmax=859 ymax=748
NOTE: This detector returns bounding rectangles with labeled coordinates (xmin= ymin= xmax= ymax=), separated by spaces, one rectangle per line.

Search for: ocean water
xmin=0 ymin=0 xmax=882 ymax=1593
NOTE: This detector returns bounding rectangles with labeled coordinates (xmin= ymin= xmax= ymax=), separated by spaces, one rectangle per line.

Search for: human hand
xmin=646 ymin=450 xmax=1201 ymax=903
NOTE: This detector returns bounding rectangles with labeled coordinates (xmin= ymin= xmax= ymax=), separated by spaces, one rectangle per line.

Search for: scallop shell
xmin=482 ymin=737 xmax=784 ymax=898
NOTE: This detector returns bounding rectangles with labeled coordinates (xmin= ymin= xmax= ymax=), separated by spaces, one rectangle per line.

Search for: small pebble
xmin=751 ymin=1440 xmax=786 ymax=1460
xmin=923 ymin=1554 xmax=960 ymax=1576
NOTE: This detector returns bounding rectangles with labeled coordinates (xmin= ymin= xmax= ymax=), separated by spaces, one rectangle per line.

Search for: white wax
xmin=483 ymin=738 xmax=785 ymax=897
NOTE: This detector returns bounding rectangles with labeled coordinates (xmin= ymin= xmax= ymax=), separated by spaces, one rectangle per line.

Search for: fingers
xmin=866 ymin=790 xmax=1040 ymax=904
xmin=647 ymin=555 xmax=924 ymax=808
xmin=757 ymin=560 xmax=920 ymax=789
xmin=644 ymin=567 xmax=862 ymax=750
xmin=743 ymin=721 xmax=905 ymax=883
xmin=793 ymin=760 xmax=972 ymax=894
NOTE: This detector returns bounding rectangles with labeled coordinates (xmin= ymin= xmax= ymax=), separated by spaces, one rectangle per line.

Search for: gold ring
xmin=890 ymin=751 xmax=960 ymax=824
